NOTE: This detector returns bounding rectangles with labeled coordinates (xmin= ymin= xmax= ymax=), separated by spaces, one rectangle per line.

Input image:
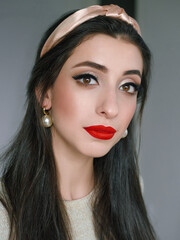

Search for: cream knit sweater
xmin=0 ymin=189 xmax=97 ymax=240
xmin=64 ymin=190 xmax=97 ymax=239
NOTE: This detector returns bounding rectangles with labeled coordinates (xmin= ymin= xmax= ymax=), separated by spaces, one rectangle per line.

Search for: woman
xmin=0 ymin=5 xmax=156 ymax=240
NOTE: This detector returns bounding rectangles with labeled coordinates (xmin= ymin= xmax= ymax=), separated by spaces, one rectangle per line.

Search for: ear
xmin=35 ymin=88 xmax=52 ymax=110
xmin=42 ymin=89 xmax=52 ymax=109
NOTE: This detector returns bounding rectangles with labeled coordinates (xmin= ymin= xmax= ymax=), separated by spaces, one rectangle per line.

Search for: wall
xmin=137 ymin=0 xmax=180 ymax=239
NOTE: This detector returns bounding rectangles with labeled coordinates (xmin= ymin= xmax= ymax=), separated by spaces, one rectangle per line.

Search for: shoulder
xmin=0 ymin=181 xmax=10 ymax=240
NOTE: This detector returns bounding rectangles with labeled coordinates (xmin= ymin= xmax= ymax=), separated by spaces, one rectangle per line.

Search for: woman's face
xmin=43 ymin=34 xmax=143 ymax=158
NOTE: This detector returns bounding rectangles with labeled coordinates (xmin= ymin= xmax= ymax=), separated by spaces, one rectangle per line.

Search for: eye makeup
xmin=120 ymin=82 xmax=141 ymax=94
xmin=72 ymin=73 xmax=98 ymax=86
xmin=72 ymin=73 xmax=141 ymax=94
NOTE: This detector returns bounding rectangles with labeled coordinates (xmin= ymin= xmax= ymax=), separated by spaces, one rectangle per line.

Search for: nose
xmin=96 ymin=89 xmax=119 ymax=119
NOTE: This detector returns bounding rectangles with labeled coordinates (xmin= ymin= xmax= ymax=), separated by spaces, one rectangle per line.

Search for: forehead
xmin=64 ymin=34 xmax=143 ymax=72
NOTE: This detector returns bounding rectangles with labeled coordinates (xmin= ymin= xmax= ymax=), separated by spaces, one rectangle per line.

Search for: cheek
xmin=120 ymin=97 xmax=137 ymax=125
xmin=127 ymin=103 xmax=137 ymax=119
xmin=51 ymin=83 xmax=77 ymax=120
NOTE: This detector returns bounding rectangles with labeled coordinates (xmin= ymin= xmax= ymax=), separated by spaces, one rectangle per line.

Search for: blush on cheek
xmin=55 ymin=90 xmax=76 ymax=118
xmin=129 ymin=106 xmax=136 ymax=118
xmin=123 ymin=103 xmax=137 ymax=125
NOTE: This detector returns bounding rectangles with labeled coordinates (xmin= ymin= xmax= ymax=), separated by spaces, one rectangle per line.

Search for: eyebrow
xmin=73 ymin=61 xmax=108 ymax=72
xmin=73 ymin=61 xmax=142 ymax=78
xmin=123 ymin=70 xmax=142 ymax=78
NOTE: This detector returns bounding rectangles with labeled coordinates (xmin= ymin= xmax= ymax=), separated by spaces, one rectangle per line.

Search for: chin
xmin=83 ymin=144 xmax=113 ymax=158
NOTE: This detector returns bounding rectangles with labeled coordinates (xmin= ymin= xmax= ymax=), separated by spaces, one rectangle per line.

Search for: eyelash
xmin=72 ymin=73 xmax=98 ymax=86
xmin=72 ymin=73 xmax=141 ymax=94
xmin=120 ymin=82 xmax=141 ymax=94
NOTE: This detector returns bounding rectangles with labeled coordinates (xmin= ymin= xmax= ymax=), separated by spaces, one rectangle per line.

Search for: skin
xmin=43 ymin=34 xmax=143 ymax=200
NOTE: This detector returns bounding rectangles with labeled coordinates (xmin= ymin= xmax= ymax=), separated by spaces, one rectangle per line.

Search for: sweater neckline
xmin=63 ymin=189 xmax=94 ymax=206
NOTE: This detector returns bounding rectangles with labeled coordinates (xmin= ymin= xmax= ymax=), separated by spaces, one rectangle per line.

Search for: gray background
xmin=0 ymin=0 xmax=180 ymax=239
xmin=137 ymin=0 xmax=180 ymax=239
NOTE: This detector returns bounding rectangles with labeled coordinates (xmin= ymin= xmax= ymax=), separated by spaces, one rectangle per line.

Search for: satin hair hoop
xmin=40 ymin=4 xmax=141 ymax=57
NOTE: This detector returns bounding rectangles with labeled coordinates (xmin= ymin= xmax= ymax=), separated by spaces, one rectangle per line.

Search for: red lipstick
xmin=84 ymin=125 xmax=116 ymax=140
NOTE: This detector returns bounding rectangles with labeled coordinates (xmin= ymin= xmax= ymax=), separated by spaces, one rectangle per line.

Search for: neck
xmin=52 ymin=133 xmax=94 ymax=201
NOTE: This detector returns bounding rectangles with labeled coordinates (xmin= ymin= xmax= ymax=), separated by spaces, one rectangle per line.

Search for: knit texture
xmin=0 ymin=183 xmax=10 ymax=240
xmin=0 ymin=186 xmax=96 ymax=240
xmin=64 ymin=190 xmax=97 ymax=239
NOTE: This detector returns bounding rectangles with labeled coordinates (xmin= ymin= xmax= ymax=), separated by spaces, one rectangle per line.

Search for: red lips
xmin=84 ymin=125 xmax=116 ymax=140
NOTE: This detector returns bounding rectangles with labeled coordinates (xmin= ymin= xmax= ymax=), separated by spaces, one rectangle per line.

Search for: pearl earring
xmin=122 ymin=129 xmax=128 ymax=138
xmin=41 ymin=107 xmax=53 ymax=128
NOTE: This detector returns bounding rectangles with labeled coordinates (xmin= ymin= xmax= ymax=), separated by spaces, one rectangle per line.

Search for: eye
xmin=73 ymin=73 xmax=98 ymax=86
xmin=120 ymin=82 xmax=140 ymax=94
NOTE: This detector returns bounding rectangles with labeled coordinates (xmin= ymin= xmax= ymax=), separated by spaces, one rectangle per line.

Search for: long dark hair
xmin=0 ymin=11 xmax=156 ymax=240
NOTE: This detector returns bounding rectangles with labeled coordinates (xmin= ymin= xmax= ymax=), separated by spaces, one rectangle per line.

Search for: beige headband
xmin=40 ymin=4 xmax=141 ymax=57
